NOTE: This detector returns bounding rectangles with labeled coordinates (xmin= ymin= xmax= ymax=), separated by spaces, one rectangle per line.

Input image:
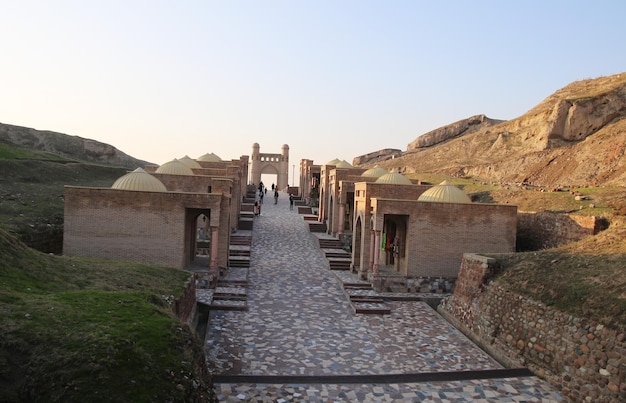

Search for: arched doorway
xmin=383 ymin=214 xmax=408 ymax=272
xmin=260 ymin=164 xmax=279 ymax=196
xmin=185 ymin=208 xmax=212 ymax=270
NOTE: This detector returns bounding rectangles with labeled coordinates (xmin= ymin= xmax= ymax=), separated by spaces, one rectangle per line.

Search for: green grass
xmin=0 ymin=146 xmax=127 ymax=253
xmin=0 ymin=230 xmax=216 ymax=402
xmin=0 ymin=142 xmax=66 ymax=161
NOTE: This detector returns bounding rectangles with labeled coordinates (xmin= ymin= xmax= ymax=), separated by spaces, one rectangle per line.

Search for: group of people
xmin=253 ymin=181 xmax=295 ymax=215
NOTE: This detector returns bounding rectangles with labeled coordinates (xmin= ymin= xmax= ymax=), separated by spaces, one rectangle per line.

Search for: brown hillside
xmin=369 ymin=73 xmax=626 ymax=188
xmin=0 ymin=122 xmax=149 ymax=169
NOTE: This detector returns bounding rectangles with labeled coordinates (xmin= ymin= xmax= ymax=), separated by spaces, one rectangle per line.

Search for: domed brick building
xmin=351 ymin=178 xmax=517 ymax=290
xmin=63 ymin=154 xmax=249 ymax=272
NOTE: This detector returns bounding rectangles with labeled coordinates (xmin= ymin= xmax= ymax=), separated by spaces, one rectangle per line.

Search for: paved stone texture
xmin=205 ymin=192 xmax=563 ymax=402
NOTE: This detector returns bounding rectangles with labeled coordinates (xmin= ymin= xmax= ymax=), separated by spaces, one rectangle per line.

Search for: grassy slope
xmin=0 ymin=229 xmax=214 ymax=402
xmin=0 ymin=143 xmax=215 ymax=401
xmin=0 ymin=142 xmax=128 ymax=253
xmin=493 ymin=218 xmax=626 ymax=330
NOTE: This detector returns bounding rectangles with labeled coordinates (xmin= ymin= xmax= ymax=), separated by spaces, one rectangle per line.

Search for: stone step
xmin=343 ymin=282 xmax=373 ymax=290
xmin=319 ymin=239 xmax=342 ymax=249
xmin=329 ymin=259 xmax=351 ymax=270
xmin=230 ymin=236 xmax=252 ymax=246
xmin=229 ymin=250 xmax=251 ymax=257
xmin=298 ymin=206 xmax=313 ymax=215
xmin=308 ymin=223 xmax=327 ymax=233
xmin=238 ymin=218 xmax=253 ymax=230
xmin=349 ymin=295 xmax=385 ymax=303
xmin=352 ymin=303 xmax=391 ymax=315
xmin=325 ymin=250 xmax=350 ymax=258
xmin=229 ymin=256 xmax=250 ymax=267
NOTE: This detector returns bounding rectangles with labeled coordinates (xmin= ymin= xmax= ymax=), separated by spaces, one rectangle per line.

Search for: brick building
xmin=353 ymin=178 xmax=517 ymax=288
xmin=63 ymin=154 xmax=248 ymax=272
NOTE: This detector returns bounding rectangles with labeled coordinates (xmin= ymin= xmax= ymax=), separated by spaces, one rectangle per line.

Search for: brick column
xmin=210 ymin=226 xmax=219 ymax=269
xmin=338 ymin=203 xmax=345 ymax=235
xmin=373 ymin=230 xmax=381 ymax=276
xmin=368 ymin=230 xmax=375 ymax=271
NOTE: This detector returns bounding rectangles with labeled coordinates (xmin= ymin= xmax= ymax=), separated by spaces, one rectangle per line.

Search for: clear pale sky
xmin=2 ymin=1 xmax=625 ymax=185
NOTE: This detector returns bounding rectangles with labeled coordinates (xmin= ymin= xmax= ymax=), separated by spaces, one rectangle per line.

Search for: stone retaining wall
xmin=439 ymin=253 xmax=625 ymax=402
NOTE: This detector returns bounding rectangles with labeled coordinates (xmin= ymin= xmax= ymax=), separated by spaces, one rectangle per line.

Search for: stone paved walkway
xmin=204 ymin=192 xmax=563 ymax=402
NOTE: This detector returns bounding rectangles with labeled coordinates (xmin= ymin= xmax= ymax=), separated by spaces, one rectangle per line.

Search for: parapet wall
xmin=439 ymin=253 xmax=625 ymax=402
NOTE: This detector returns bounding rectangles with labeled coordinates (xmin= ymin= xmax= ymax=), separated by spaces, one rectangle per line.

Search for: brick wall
xmin=517 ymin=211 xmax=609 ymax=250
xmin=440 ymin=254 xmax=626 ymax=402
xmin=372 ymin=200 xmax=517 ymax=278
xmin=63 ymin=187 xmax=229 ymax=269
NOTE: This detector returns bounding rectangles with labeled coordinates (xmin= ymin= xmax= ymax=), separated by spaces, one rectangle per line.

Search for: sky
xmin=2 ymin=1 xmax=626 ymax=186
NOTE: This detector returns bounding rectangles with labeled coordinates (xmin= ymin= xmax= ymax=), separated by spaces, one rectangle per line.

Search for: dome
xmin=326 ymin=158 xmax=342 ymax=166
xmin=418 ymin=180 xmax=472 ymax=204
xmin=197 ymin=152 xmax=222 ymax=162
xmin=155 ymin=159 xmax=194 ymax=176
xmin=375 ymin=172 xmax=412 ymax=185
xmin=178 ymin=155 xmax=202 ymax=169
xmin=335 ymin=160 xmax=352 ymax=169
xmin=361 ymin=165 xmax=388 ymax=178
xmin=111 ymin=168 xmax=167 ymax=192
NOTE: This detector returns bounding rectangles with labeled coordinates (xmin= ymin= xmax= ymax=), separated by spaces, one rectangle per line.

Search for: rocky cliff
xmin=352 ymin=148 xmax=402 ymax=166
xmin=359 ymin=73 xmax=626 ymax=188
xmin=0 ymin=123 xmax=149 ymax=169
xmin=406 ymin=114 xmax=504 ymax=150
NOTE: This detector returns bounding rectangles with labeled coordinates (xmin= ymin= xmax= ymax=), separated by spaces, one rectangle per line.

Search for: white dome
xmin=418 ymin=180 xmax=472 ymax=204
xmin=197 ymin=152 xmax=222 ymax=162
xmin=111 ymin=168 xmax=167 ymax=192
xmin=361 ymin=165 xmax=389 ymax=178
xmin=375 ymin=172 xmax=412 ymax=185
xmin=178 ymin=155 xmax=202 ymax=169
xmin=155 ymin=159 xmax=194 ymax=176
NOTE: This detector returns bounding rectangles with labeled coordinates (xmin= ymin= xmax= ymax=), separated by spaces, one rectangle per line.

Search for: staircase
xmin=229 ymin=234 xmax=251 ymax=268
xmin=307 ymin=221 xmax=327 ymax=233
xmin=343 ymin=282 xmax=391 ymax=315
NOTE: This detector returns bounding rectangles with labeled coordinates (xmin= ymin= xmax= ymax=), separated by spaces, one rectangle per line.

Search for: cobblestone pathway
xmin=205 ymin=192 xmax=563 ymax=402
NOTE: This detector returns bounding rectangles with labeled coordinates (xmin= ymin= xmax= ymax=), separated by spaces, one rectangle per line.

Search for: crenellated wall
xmin=439 ymin=253 xmax=626 ymax=402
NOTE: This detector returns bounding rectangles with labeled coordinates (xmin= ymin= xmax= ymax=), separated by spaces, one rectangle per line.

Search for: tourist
xmin=274 ymin=190 xmax=279 ymax=204
xmin=289 ymin=194 xmax=294 ymax=210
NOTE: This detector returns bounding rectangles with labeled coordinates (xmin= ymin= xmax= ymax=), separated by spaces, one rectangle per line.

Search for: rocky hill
xmin=0 ymin=122 xmax=149 ymax=169
xmin=359 ymin=73 xmax=626 ymax=188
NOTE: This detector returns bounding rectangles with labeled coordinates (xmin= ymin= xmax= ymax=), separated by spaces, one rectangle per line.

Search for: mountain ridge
xmin=0 ymin=122 xmax=149 ymax=169
xmin=357 ymin=72 xmax=626 ymax=188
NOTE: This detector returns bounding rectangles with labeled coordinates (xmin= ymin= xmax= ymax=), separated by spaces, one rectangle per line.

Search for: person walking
xmin=274 ymin=190 xmax=279 ymax=204
xmin=289 ymin=194 xmax=294 ymax=210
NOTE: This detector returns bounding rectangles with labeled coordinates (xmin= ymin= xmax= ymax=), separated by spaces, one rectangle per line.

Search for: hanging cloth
xmin=381 ymin=233 xmax=386 ymax=250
